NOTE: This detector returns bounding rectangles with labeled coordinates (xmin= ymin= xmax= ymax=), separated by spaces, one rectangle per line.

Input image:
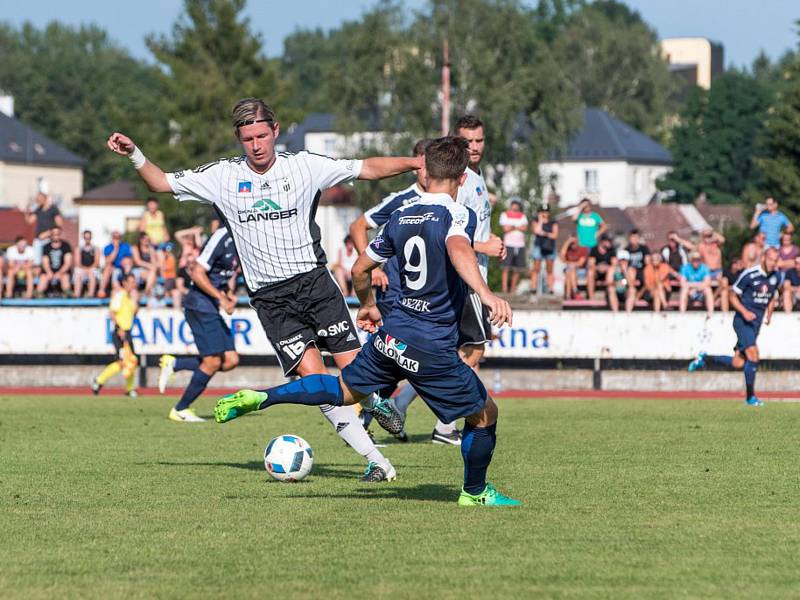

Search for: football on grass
xmin=264 ymin=434 xmax=314 ymax=481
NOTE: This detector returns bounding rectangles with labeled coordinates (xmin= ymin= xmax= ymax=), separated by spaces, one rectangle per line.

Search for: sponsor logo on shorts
xmin=279 ymin=333 xmax=306 ymax=360
xmin=374 ymin=334 xmax=419 ymax=373
xmin=316 ymin=320 xmax=350 ymax=338
xmin=400 ymin=297 xmax=430 ymax=313
xmin=398 ymin=212 xmax=439 ymax=226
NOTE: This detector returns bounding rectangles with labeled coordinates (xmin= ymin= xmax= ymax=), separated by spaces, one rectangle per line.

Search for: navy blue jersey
xmin=183 ymin=229 xmax=239 ymax=313
xmin=365 ymin=192 xmax=477 ymax=352
xmin=732 ymin=266 xmax=782 ymax=323
xmin=364 ymin=183 xmax=423 ymax=316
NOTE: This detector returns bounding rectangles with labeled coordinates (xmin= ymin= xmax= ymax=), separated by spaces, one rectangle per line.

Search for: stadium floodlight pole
xmin=441 ymin=39 xmax=450 ymax=137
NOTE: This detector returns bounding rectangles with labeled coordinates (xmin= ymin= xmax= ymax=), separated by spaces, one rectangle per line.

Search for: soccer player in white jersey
xmin=106 ymin=98 xmax=419 ymax=482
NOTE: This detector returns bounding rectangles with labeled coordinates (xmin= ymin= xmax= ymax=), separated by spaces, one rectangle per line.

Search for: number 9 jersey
xmin=365 ymin=192 xmax=477 ymax=353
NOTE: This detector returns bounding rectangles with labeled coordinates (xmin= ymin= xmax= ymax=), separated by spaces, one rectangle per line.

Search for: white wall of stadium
xmin=1 ymin=307 xmax=798 ymax=360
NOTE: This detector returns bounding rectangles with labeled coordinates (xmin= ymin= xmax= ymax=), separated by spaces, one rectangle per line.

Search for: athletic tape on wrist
xmin=128 ymin=146 xmax=146 ymax=170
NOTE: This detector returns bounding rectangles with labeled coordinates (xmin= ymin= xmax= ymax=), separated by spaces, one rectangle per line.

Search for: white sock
xmin=319 ymin=404 xmax=389 ymax=466
xmin=434 ymin=419 xmax=458 ymax=434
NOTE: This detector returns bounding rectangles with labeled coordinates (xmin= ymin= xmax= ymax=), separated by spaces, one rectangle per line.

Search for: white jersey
xmin=166 ymin=152 xmax=363 ymax=291
xmin=456 ymin=166 xmax=491 ymax=280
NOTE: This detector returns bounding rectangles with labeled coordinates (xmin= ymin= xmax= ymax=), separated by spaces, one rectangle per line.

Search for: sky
xmin=1 ymin=0 xmax=797 ymax=69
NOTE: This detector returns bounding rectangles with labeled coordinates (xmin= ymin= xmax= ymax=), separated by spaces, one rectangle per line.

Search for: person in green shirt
xmin=573 ymin=198 xmax=607 ymax=249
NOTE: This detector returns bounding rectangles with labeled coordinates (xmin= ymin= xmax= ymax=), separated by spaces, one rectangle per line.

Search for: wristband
xmin=128 ymin=146 xmax=147 ymax=170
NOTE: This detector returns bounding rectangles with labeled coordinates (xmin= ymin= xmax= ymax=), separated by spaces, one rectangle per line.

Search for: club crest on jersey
xmin=281 ymin=177 xmax=291 ymax=192
xmin=238 ymin=181 xmax=252 ymax=193
xmin=398 ymin=212 xmax=439 ymax=225
xmin=373 ymin=335 xmax=419 ymax=373
xmin=476 ymin=186 xmax=483 ymax=196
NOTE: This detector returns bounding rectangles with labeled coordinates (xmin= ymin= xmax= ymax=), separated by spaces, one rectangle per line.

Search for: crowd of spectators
xmin=0 ymin=196 xmax=235 ymax=307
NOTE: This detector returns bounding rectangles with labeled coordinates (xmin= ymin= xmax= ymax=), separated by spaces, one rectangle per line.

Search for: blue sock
xmin=744 ymin=361 xmax=758 ymax=399
xmin=461 ymin=422 xmax=497 ymax=495
xmin=258 ymin=374 xmax=343 ymax=410
xmin=175 ymin=369 xmax=211 ymax=410
xmin=708 ymin=355 xmax=734 ymax=368
xmin=174 ymin=357 xmax=201 ymax=372
xmin=393 ymin=384 xmax=418 ymax=416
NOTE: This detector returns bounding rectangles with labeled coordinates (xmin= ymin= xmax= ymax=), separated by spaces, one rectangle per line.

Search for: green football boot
xmin=214 ymin=389 xmax=266 ymax=423
xmin=457 ymin=483 xmax=521 ymax=507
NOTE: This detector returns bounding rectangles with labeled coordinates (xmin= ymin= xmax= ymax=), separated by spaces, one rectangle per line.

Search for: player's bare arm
xmin=107 ymin=132 xmax=171 ymax=193
xmin=765 ymin=296 xmax=777 ymax=325
xmin=730 ymin=290 xmax=756 ymax=321
xmin=446 ymin=236 xmax=512 ymax=327
xmin=474 ymin=234 xmax=506 ymax=259
xmin=357 ymin=156 xmax=423 ymax=181
xmin=349 ymin=214 xmax=389 ymax=290
xmin=190 ymin=262 xmax=235 ymax=315
xmin=351 ymin=253 xmax=383 ymax=333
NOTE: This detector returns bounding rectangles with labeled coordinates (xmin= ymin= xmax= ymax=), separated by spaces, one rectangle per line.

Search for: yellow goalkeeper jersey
xmin=109 ymin=289 xmax=137 ymax=332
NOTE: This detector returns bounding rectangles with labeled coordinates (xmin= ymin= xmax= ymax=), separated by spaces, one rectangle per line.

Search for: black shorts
xmin=501 ymin=247 xmax=527 ymax=271
xmin=458 ymin=290 xmax=491 ymax=347
xmin=252 ymin=267 xmax=361 ymax=376
xmin=111 ymin=327 xmax=136 ymax=360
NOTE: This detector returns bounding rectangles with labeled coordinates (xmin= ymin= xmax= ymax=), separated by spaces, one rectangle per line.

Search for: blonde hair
xmin=231 ymin=98 xmax=276 ymax=132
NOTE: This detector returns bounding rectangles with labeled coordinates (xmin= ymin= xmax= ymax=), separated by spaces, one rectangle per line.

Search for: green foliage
xmin=551 ymin=0 xmax=673 ymax=138
xmin=659 ymin=71 xmax=772 ymax=204
xmin=0 ymin=22 xmax=169 ymax=190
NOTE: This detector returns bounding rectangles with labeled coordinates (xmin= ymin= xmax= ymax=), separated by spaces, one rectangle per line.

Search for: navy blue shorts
xmin=733 ymin=313 xmax=761 ymax=352
xmin=342 ymin=330 xmax=487 ymax=423
xmin=184 ymin=308 xmax=235 ymax=357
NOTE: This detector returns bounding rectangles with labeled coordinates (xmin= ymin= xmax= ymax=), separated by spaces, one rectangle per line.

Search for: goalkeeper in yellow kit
xmin=92 ymin=273 xmax=140 ymax=397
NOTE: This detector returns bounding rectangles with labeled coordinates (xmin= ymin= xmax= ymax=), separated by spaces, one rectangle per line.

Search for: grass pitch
xmin=1 ymin=394 xmax=799 ymax=598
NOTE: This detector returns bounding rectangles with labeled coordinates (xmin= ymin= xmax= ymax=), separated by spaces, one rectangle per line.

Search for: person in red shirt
xmin=559 ymin=235 xmax=589 ymax=300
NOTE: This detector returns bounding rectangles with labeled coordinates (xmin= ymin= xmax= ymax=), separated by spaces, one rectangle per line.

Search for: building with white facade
xmin=539 ymin=108 xmax=673 ymax=209
xmin=75 ymin=181 xmax=146 ymax=249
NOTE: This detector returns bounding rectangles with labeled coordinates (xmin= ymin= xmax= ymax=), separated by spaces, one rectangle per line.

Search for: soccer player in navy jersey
xmin=688 ymin=247 xmax=781 ymax=406
xmin=214 ymin=136 xmax=519 ymax=505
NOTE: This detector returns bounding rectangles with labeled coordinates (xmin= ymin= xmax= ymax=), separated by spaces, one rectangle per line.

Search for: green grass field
xmin=2 ymin=394 xmax=799 ymax=598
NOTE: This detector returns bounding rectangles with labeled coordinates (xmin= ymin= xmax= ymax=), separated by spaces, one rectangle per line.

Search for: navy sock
xmin=175 ymin=369 xmax=211 ymax=410
xmin=744 ymin=361 xmax=758 ymax=398
xmin=461 ymin=422 xmax=497 ymax=495
xmin=174 ymin=356 xmax=201 ymax=372
xmin=258 ymin=374 xmax=343 ymax=410
xmin=708 ymin=355 xmax=734 ymax=368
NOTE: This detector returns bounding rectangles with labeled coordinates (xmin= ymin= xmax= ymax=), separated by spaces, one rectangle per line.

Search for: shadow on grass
xmin=285 ymin=483 xmax=458 ymax=503
xmin=150 ymin=460 xmax=432 ymax=480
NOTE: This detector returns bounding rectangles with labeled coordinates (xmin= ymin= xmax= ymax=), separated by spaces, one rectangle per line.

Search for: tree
xmin=552 ymin=0 xmax=673 ymax=138
xmin=0 ymin=22 xmax=169 ymax=190
xmin=660 ymin=71 xmax=772 ymax=204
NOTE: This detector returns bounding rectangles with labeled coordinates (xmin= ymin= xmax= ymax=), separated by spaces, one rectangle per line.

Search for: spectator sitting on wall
xmin=530 ymin=206 xmax=558 ymax=295
xmin=679 ymin=251 xmax=714 ymax=315
xmin=751 ymin=196 xmax=793 ymax=249
xmin=331 ymin=235 xmax=358 ymax=295
xmin=25 ymin=191 xmax=63 ymax=266
xmin=782 ymin=255 xmax=800 ymax=313
xmin=99 ymin=231 xmax=133 ymax=298
xmin=160 ymin=242 xmax=183 ymax=310
xmin=661 ymin=231 xmax=690 ymax=288
xmin=643 ymin=252 xmax=671 ymax=312
xmin=4 ymin=236 xmax=35 ymax=299
xmin=696 ymin=227 xmax=728 ymax=312
xmin=560 ymin=235 xmax=589 ymax=300
xmin=606 ymin=249 xmax=635 ymax=312
xmin=625 ymin=229 xmax=650 ymax=283
xmin=741 ymin=231 xmax=765 ymax=268
xmin=572 ymin=198 xmax=607 ymax=250
xmin=132 ymin=232 xmax=159 ymax=296
xmin=499 ymin=198 xmax=528 ymax=294
xmin=36 ymin=226 xmax=73 ymax=297
xmin=139 ymin=197 xmax=170 ymax=248
xmin=586 ymin=234 xmax=615 ymax=300
xmin=73 ymin=229 xmax=100 ymax=298
xmin=777 ymin=232 xmax=799 ymax=272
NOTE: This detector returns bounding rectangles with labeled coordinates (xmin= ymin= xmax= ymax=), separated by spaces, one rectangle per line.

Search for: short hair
xmin=14 ymin=235 xmax=24 ymax=243
xmin=82 ymin=229 xmax=92 ymax=236
xmin=509 ymin=198 xmax=523 ymax=209
xmin=232 ymin=98 xmax=277 ymax=132
xmin=146 ymin=197 xmax=158 ymax=205
xmin=454 ymin=115 xmax=484 ymax=133
xmin=425 ymin=136 xmax=469 ymax=181
xmin=51 ymin=225 xmax=62 ymax=233
xmin=629 ymin=228 xmax=640 ymax=236
xmin=344 ymin=234 xmax=353 ymax=244
xmin=118 ymin=272 xmax=136 ymax=285
xmin=412 ymin=138 xmax=432 ymax=157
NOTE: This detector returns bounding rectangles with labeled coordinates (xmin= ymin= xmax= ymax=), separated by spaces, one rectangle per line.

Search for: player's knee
xmin=203 ymin=355 xmax=223 ymax=372
xmin=223 ymin=353 xmax=240 ymax=370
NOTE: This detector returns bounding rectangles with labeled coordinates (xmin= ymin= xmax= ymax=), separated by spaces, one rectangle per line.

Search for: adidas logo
xmin=336 ymin=422 xmax=349 ymax=433
xmin=346 ymin=333 xmax=357 ymax=342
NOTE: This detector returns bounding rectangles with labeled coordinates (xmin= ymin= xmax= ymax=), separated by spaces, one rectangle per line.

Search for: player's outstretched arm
xmin=358 ymin=156 xmax=423 ymax=181
xmin=107 ymin=132 xmax=171 ymax=193
xmin=446 ymin=236 xmax=512 ymax=328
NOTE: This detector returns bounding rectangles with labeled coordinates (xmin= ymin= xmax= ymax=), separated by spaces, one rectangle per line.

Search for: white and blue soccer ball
xmin=264 ymin=434 xmax=314 ymax=482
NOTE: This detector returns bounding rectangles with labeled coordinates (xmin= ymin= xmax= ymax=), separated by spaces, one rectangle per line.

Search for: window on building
xmin=324 ymin=137 xmax=338 ymax=155
xmin=584 ymin=169 xmax=598 ymax=192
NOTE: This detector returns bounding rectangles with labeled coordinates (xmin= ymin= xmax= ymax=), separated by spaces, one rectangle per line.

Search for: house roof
xmin=76 ymin=181 xmax=142 ymax=203
xmin=625 ymin=205 xmax=694 ymax=249
xmin=277 ymin=112 xmax=382 ymax=153
xmin=551 ymin=108 xmax=672 ymax=166
xmin=556 ymin=206 xmax=636 ymax=247
xmin=0 ymin=112 xmax=86 ymax=167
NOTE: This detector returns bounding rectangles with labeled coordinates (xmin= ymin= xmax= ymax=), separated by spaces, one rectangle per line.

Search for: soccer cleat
xmin=126 ymin=390 xmax=139 ymax=399
xmin=432 ymin=428 xmax=462 ymax=445
xmin=214 ymin=389 xmax=266 ymax=423
xmin=91 ymin=378 xmax=102 ymax=396
xmin=364 ymin=397 xmax=405 ymax=435
xmin=393 ymin=429 xmax=409 ymax=443
xmin=158 ymin=354 xmax=176 ymax=394
xmin=360 ymin=461 xmax=397 ymax=482
xmin=458 ymin=483 xmax=521 ymax=507
xmin=169 ymin=407 xmax=206 ymax=422
xmin=688 ymin=352 xmax=707 ymax=372
xmin=745 ymin=396 xmax=764 ymax=407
